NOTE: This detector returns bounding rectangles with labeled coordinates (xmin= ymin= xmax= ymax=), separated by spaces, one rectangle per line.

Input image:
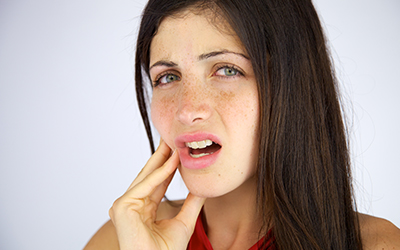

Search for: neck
xmin=202 ymin=175 xmax=264 ymax=249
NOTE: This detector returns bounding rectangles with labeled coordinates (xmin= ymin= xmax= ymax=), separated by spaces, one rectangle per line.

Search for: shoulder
xmin=358 ymin=212 xmax=400 ymax=250
xmin=83 ymin=219 xmax=119 ymax=250
xmin=83 ymin=200 xmax=184 ymax=250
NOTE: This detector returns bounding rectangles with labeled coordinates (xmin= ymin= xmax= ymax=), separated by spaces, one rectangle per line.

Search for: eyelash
xmin=152 ymin=64 xmax=244 ymax=87
xmin=213 ymin=64 xmax=244 ymax=79
xmin=153 ymin=71 xmax=180 ymax=87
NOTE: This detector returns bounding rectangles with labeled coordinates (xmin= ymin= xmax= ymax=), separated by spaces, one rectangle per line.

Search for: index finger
xmin=124 ymin=149 xmax=180 ymax=199
xmin=127 ymin=139 xmax=172 ymax=190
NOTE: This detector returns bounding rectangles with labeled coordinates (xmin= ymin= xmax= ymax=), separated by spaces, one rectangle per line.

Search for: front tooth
xmin=186 ymin=140 xmax=214 ymax=149
xmin=197 ymin=140 xmax=206 ymax=149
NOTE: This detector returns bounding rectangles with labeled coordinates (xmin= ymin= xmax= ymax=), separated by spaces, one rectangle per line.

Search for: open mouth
xmin=185 ymin=139 xmax=222 ymax=158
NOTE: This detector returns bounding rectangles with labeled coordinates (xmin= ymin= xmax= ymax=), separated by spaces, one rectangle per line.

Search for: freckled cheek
xmin=151 ymin=95 xmax=176 ymax=146
xmin=215 ymin=90 xmax=259 ymax=127
xmin=213 ymin=90 xmax=236 ymax=116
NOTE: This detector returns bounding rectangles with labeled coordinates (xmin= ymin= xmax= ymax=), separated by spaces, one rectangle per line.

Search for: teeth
xmin=190 ymin=152 xmax=214 ymax=158
xmin=185 ymin=139 xmax=213 ymax=149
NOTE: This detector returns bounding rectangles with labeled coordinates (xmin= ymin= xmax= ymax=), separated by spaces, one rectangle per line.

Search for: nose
xmin=175 ymin=82 xmax=212 ymax=126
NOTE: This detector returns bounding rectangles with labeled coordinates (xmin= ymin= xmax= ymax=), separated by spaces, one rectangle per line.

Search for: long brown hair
xmin=134 ymin=0 xmax=363 ymax=249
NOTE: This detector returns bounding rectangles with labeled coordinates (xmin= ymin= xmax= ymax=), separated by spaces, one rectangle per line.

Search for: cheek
xmin=216 ymin=88 xmax=259 ymax=131
xmin=150 ymin=94 xmax=176 ymax=146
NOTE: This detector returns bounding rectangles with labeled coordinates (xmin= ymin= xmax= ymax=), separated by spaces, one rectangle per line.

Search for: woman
xmin=85 ymin=0 xmax=400 ymax=249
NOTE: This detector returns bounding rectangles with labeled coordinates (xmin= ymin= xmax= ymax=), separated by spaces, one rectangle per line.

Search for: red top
xmin=187 ymin=211 xmax=276 ymax=250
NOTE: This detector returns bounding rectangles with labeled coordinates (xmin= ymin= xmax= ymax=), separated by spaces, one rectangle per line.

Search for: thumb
xmin=175 ymin=193 xmax=206 ymax=236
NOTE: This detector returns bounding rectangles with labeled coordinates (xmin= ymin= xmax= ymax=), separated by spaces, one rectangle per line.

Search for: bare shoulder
xmin=83 ymin=200 xmax=184 ymax=250
xmin=358 ymin=212 xmax=400 ymax=250
xmin=83 ymin=220 xmax=119 ymax=250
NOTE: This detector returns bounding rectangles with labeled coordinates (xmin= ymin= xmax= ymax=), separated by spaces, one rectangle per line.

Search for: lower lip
xmin=178 ymin=147 xmax=221 ymax=170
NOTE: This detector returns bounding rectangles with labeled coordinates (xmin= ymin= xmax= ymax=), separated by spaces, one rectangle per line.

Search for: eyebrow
xmin=149 ymin=61 xmax=178 ymax=71
xmin=149 ymin=50 xmax=249 ymax=71
xmin=198 ymin=50 xmax=249 ymax=61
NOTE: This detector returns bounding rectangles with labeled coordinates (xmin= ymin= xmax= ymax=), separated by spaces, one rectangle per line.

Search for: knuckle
xmin=109 ymin=196 xmax=147 ymax=219
xmin=108 ymin=207 xmax=114 ymax=220
xmin=111 ymin=197 xmax=123 ymax=208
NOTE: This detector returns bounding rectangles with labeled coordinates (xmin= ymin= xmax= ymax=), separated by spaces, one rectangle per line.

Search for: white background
xmin=0 ymin=0 xmax=399 ymax=249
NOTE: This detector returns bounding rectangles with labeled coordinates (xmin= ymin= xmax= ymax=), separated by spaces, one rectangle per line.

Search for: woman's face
xmin=149 ymin=11 xmax=259 ymax=198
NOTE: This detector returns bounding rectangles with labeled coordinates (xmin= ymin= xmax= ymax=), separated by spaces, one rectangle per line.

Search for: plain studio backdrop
xmin=0 ymin=0 xmax=399 ymax=249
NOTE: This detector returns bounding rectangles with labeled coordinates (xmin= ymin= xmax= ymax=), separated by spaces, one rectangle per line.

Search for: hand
xmin=109 ymin=140 xmax=206 ymax=250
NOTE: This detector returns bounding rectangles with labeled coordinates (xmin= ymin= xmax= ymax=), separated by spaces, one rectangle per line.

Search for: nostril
xmin=192 ymin=117 xmax=202 ymax=123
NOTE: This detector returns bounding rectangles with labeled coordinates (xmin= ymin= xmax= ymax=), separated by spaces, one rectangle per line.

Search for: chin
xmin=179 ymin=168 xmax=239 ymax=199
xmin=185 ymin=185 xmax=223 ymax=199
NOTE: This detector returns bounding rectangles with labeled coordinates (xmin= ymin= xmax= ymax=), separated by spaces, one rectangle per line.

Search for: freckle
xmin=224 ymin=90 xmax=235 ymax=100
xmin=241 ymin=172 xmax=243 ymax=175
xmin=218 ymin=174 xmax=221 ymax=177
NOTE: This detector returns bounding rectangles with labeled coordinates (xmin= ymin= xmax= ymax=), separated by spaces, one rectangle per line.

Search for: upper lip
xmin=174 ymin=132 xmax=222 ymax=149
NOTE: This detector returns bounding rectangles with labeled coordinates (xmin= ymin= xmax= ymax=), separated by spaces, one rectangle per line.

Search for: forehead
xmin=149 ymin=11 xmax=245 ymax=63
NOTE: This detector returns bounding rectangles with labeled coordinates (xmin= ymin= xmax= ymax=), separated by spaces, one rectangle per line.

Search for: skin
xmin=149 ymin=12 xmax=260 ymax=200
xmin=84 ymin=11 xmax=400 ymax=250
xmin=149 ymin=12 xmax=262 ymax=249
